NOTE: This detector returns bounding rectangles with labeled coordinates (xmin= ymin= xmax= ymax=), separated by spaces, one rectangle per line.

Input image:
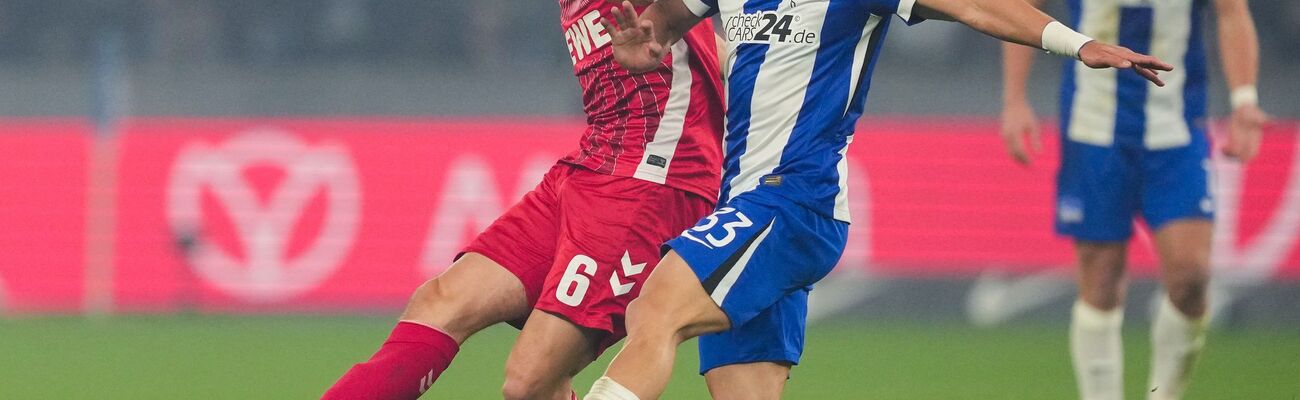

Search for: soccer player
xmin=999 ymin=0 xmax=1266 ymax=398
xmin=321 ymin=1 xmax=725 ymax=399
xmin=585 ymin=0 xmax=1174 ymax=398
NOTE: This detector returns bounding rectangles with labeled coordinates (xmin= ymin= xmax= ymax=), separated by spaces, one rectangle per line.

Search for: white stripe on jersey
xmin=635 ymin=42 xmax=694 ymax=184
xmin=710 ymin=219 xmax=776 ymax=306
xmin=682 ymin=0 xmax=713 ymax=17
xmin=843 ymin=15 xmax=884 ymax=117
xmin=1145 ymin=0 xmax=1192 ymax=149
xmin=1068 ymin=0 xmax=1120 ymax=147
xmin=833 ymin=135 xmax=853 ymax=222
xmin=725 ymin=1 xmax=829 ymax=202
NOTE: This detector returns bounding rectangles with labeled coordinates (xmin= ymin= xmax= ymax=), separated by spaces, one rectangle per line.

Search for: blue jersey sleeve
xmin=861 ymin=0 xmax=925 ymax=25
xmin=682 ymin=0 xmax=718 ymax=17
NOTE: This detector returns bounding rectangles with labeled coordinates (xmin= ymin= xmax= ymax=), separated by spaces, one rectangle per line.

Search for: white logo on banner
xmin=167 ymin=129 xmax=361 ymax=303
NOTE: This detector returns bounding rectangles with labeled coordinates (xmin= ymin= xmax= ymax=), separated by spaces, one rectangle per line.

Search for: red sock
xmin=322 ymin=321 xmax=460 ymax=400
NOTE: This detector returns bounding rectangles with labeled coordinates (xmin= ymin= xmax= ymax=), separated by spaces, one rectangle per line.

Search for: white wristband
xmin=1041 ymin=21 xmax=1093 ymax=60
xmin=1230 ymin=85 xmax=1258 ymax=108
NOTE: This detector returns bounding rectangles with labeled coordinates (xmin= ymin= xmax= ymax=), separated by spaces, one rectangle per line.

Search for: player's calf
xmin=502 ymin=311 xmax=600 ymax=400
xmin=323 ymin=253 xmax=530 ymax=400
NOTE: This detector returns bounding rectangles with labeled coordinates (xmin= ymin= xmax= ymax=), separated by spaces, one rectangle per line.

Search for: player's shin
xmin=1147 ymin=295 xmax=1206 ymax=400
xmin=587 ymin=307 xmax=683 ymax=400
xmin=321 ymin=321 xmax=459 ymax=400
xmin=1071 ymin=300 xmax=1125 ymax=400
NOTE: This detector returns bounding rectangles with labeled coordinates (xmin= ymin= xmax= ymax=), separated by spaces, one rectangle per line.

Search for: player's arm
xmin=998 ymin=0 xmax=1047 ymax=166
xmin=1215 ymin=0 xmax=1267 ymax=162
xmin=601 ymin=0 xmax=705 ymax=73
xmin=912 ymin=0 xmax=1172 ymax=86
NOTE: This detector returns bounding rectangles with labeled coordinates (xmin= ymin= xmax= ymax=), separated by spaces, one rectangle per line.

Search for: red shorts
xmin=461 ymin=163 xmax=714 ymax=352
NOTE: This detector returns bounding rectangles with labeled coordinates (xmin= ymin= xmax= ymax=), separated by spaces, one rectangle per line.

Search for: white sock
xmin=584 ymin=377 xmax=640 ymax=400
xmin=1147 ymin=295 xmax=1206 ymax=400
xmin=1071 ymin=300 xmax=1125 ymax=400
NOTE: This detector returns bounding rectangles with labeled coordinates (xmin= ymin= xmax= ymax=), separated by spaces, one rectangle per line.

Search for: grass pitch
xmin=1 ymin=315 xmax=1296 ymax=399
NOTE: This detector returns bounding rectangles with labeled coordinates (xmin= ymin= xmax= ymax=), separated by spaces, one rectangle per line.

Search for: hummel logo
xmin=419 ymin=369 xmax=435 ymax=393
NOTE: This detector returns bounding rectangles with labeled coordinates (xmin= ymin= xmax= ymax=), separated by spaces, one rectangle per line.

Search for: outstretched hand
xmin=1078 ymin=41 xmax=1175 ymax=86
xmin=601 ymin=1 xmax=666 ymax=73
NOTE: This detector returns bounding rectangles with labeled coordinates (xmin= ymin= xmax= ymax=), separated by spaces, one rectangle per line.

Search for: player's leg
xmin=502 ymin=310 xmax=602 ymax=400
xmin=1147 ymin=220 xmax=1211 ymax=400
xmin=1071 ymin=241 xmax=1129 ymax=400
xmin=323 ymin=254 xmax=531 ymax=400
xmin=1142 ymin=139 xmax=1215 ymax=400
xmin=1057 ymin=140 xmax=1140 ymax=400
xmin=324 ymin=165 xmax=566 ymax=400
xmin=587 ymin=251 xmax=732 ymax=400
xmin=702 ymin=363 xmax=790 ymax=400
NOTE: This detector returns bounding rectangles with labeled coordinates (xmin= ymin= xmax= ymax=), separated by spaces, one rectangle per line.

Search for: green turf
xmin=1 ymin=316 xmax=1296 ymax=399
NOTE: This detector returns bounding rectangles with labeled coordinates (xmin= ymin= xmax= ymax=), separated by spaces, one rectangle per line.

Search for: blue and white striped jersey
xmin=682 ymin=0 xmax=920 ymax=222
xmin=1062 ymin=0 xmax=1208 ymax=150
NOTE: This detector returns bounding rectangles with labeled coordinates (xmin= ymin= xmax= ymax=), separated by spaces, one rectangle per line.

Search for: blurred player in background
xmin=585 ymin=0 xmax=1173 ymax=398
xmin=321 ymin=1 xmax=725 ymax=398
xmin=1000 ymin=0 xmax=1266 ymax=398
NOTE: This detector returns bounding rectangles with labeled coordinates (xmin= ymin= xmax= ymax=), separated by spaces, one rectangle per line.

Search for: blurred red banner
xmin=1 ymin=118 xmax=1297 ymax=312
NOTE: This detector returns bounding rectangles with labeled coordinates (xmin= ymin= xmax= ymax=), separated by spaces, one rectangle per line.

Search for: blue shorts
xmin=1056 ymin=132 xmax=1214 ymax=242
xmin=663 ymin=189 xmax=848 ymax=374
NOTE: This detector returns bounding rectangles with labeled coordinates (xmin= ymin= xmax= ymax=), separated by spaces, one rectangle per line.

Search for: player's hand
xmin=1000 ymin=101 xmax=1042 ymax=166
xmin=601 ymin=1 xmax=666 ymax=74
xmin=1078 ymin=41 xmax=1174 ymax=87
xmin=1222 ymin=104 xmax=1268 ymax=162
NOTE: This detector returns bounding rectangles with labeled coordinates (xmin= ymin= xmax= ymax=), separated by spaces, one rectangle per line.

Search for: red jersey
xmin=559 ymin=0 xmax=725 ymax=202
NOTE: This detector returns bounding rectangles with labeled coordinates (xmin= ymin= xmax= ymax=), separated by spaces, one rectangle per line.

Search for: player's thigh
xmin=1142 ymin=141 xmax=1214 ymax=280
xmin=503 ymin=310 xmax=603 ymax=399
xmin=400 ymin=252 xmax=531 ymax=342
xmin=1056 ymin=140 xmax=1141 ymax=242
xmin=1073 ymin=241 xmax=1129 ymax=308
xmin=704 ymin=362 xmax=790 ymax=400
xmin=625 ymin=250 xmax=732 ymax=339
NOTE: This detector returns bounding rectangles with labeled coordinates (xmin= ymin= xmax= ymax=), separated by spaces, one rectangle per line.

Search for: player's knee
xmin=401 ymin=278 xmax=474 ymax=336
xmin=625 ymin=297 xmax=686 ymax=340
xmin=1076 ymin=244 xmax=1128 ymax=309
xmin=501 ymin=363 xmax=564 ymax=400
xmin=625 ymin=295 xmax=728 ymax=343
xmin=1163 ymin=263 xmax=1209 ymax=316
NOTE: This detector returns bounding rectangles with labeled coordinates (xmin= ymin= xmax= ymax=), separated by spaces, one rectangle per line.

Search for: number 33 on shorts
xmin=555 ymin=251 xmax=648 ymax=306
xmin=680 ymin=207 xmax=754 ymax=248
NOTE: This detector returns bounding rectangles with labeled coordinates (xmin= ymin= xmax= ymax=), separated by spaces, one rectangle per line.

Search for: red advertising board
xmin=1 ymin=118 xmax=1297 ymax=312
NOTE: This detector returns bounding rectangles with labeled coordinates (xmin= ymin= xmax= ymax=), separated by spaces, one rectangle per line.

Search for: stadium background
xmin=1 ymin=0 xmax=1298 ymax=398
